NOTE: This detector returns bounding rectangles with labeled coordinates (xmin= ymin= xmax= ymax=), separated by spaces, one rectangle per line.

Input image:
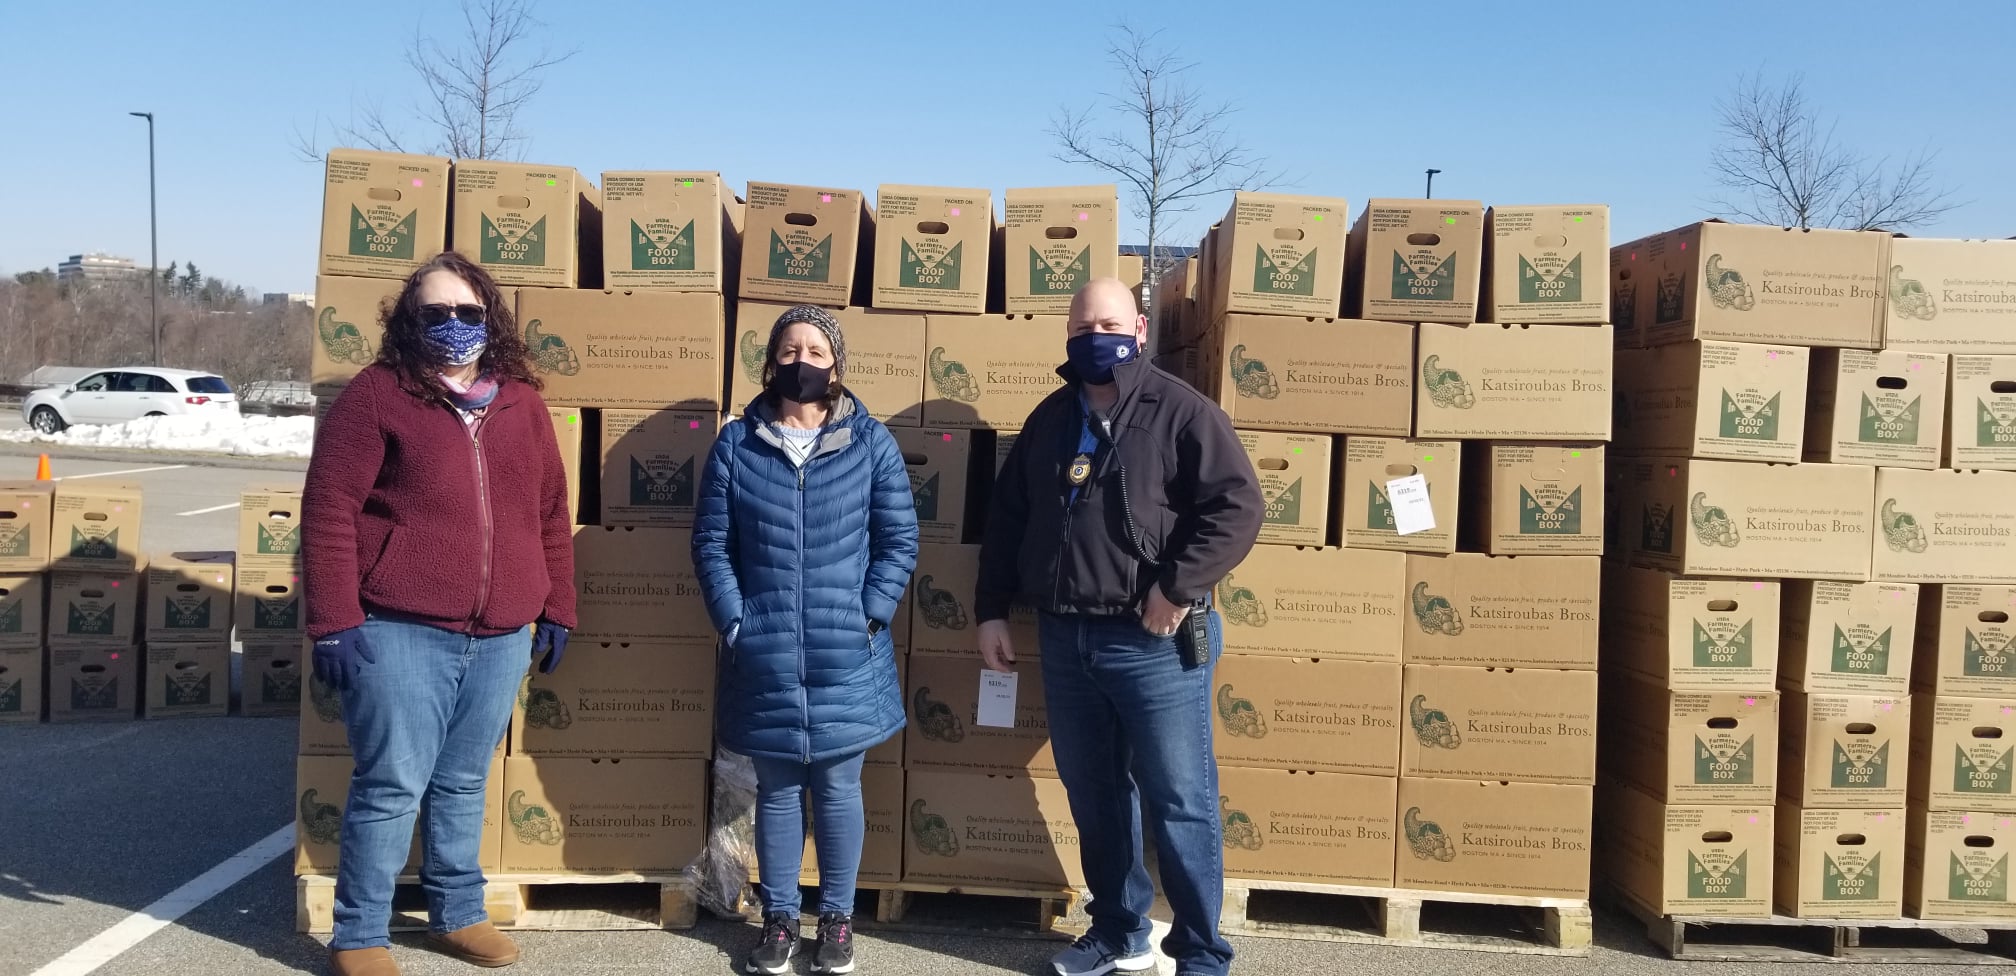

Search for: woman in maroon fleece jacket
xmin=302 ymin=251 xmax=575 ymax=976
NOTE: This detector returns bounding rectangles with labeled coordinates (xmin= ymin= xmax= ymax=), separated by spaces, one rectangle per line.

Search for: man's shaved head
xmin=1068 ymin=277 xmax=1146 ymax=340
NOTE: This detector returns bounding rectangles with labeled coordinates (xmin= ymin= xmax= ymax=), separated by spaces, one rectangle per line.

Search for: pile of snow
xmin=0 ymin=414 xmax=315 ymax=458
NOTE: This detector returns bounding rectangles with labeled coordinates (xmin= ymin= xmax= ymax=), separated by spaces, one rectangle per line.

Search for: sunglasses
xmin=417 ymin=303 xmax=486 ymax=327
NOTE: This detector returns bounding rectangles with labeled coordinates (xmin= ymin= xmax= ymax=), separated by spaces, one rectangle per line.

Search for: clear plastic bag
xmin=686 ymin=746 xmax=759 ymax=919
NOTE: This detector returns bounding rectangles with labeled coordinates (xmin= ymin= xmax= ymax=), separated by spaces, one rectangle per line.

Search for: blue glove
xmin=533 ymin=619 xmax=569 ymax=675
xmin=312 ymin=627 xmax=367 ymax=692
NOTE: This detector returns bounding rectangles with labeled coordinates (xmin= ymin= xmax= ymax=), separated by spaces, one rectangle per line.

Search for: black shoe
xmin=812 ymin=912 xmax=855 ymax=974
xmin=746 ymin=912 xmax=799 ymax=975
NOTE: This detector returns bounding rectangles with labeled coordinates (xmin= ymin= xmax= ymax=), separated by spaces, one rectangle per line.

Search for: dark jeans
xmin=1039 ymin=610 xmax=1233 ymax=976
xmin=331 ymin=616 xmax=529 ymax=951
xmin=751 ymin=750 xmax=868 ymax=918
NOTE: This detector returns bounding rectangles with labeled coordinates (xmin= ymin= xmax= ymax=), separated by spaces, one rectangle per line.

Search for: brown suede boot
xmin=426 ymin=921 xmax=521 ymax=967
xmin=328 ymin=946 xmax=400 ymax=976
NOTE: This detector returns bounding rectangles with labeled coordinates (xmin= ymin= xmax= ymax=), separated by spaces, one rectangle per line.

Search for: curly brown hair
xmin=375 ymin=251 xmax=541 ymax=400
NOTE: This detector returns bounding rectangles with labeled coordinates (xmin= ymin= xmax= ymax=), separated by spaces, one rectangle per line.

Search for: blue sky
xmin=4 ymin=0 xmax=2011 ymax=295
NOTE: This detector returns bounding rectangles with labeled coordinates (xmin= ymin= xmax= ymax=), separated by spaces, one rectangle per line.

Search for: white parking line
xmin=174 ymin=502 xmax=239 ymax=517
xmin=54 ymin=464 xmax=188 ymax=481
xmin=27 ymin=824 xmax=293 ymax=976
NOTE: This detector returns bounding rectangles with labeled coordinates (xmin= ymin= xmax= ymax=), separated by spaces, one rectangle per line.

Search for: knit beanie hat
xmin=770 ymin=305 xmax=846 ymax=380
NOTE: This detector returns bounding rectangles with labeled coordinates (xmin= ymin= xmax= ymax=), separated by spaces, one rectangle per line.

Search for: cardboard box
xmin=1348 ymin=199 xmax=1486 ymax=324
xmin=143 ymin=551 xmax=235 ymax=644
xmin=1214 ymin=545 xmax=1407 ymax=664
xmin=238 ymin=486 xmax=303 ymax=568
xmin=296 ymin=755 xmax=503 ymax=874
xmin=316 ymin=149 xmax=451 ymax=280
xmin=1205 ymin=317 xmax=1414 ymax=437
xmin=0 ymin=644 xmax=42 ymax=723
xmin=1238 ymin=431 xmax=1332 ymax=547
xmin=0 ymin=573 xmax=47 ymax=649
xmin=1213 ymin=657 xmax=1401 ymax=776
xmin=740 ymin=182 xmax=871 ymax=307
xmin=1907 ymin=806 xmax=2016 ymax=920
xmin=1603 ymin=785 xmax=1775 ymax=917
xmin=600 ymin=171 xmax=739 ymax=291
xmin=1872 ymin=468 xmax=2016 ymax=584
xmin=142 ymin=641 xmax=229 ymax=719
xmin=235 ymin=565 xmax=303 ymax=640
xmin=873 ymin=185 xmax=992 ymax=313
xmin=1947 ymin=354 xmax=2016 ymax=471
xmin=1643 ymin=221 xmax=1888 ymax=349
xmin=1482 ymin=205 xmax=1610 ymax=324
xmin=499 ymin=757 xmax=705 ymax=874
xmin=299 ymin=668 xmax=349 ymax=755
xmin=551 ymin=406 xmax=584 ymax=522
xmin=892 ymin=428 xmax=972 ymax=546
xmin=240 ymin=640 xmax=302 ymax=718
xmin=572 ymin=526 xmax=710 ymax=643
xmin=1910 ymin=695 xmax=2016 ymax=813
xmin=514 ymin=639 xmax=713 ymax=758
xmin=453 ymin=161 xmax=594 ymax=288
xmin=1414 ymin=323 xmax=1613 ymax=440
xmin=1781 ymin=581 xmax=1921 ymax=696
xmin=1602 ymin=516 xmax=1738 ymax=656
xmin=1210 ymin=192 xmax=1350 ymax=318
xmin=732 ymin=301 xmax=927 ymax=427
xmin=1884 ymin=238 xmax=2016 ymax=355
xmin=906 ymin=653 xmax=1052 ymax=776
xmin=1002 ymin=186 xmax=1119 ymax=314
xmin=921 ymin=314 xmax=1065 ymax=430
xmin=1402 ymin=553 xmax=1599 ymax=670
xmin=908 ymin=544 xmax=1039 ymax=659
xmin=52 ymin=483 xmax=142 ymax=572
xmin=309 ymin=276 xmax=398 ymax=394
xmin=598 ymin=410 xmax=722 ymax=528
xmin=1614 ymin=341 xmax=1810 ymax=463
xmin=48 ymin=570 xmax=139 ymax=646
xmin=1805 ymin=349 xmax=1948 ymax=468
xmin=1622 ymin=458 xmax=1875 ymax=581
xmin=1774 ymin=803 xmax=1905 ymax=918
xmin=900 ymin=771 xmax=1083 ymax=888
xmin=1465 ymin=442 xmax=1605 ymax=556
xmin=1393 ymin=778 xmax=1592 ymax=899
xmin=1402 ymin=665 xmax=1595 ymax=785
xmin=46 ymin=644 xmax=136 ymax=722
xmin=0 ymin=481 xmax=55 ymax=573
xmin=1602 ymin=672 xmax=1781 ymax=804
xmin=1217 ymin=767 xmax=1396 ymax=886
xmin=1340 ymin=436 xmax=1460 ymax=554
xmin=1780 ymin=692 xmax=1911 ymax=809
xmin=514 ymin=288 xmax=724 ymax=410
xmin=1912 ymin=585 xmax=2016 ymax=698
xmin=1610 ymin=236 xmax=1654 ymax=345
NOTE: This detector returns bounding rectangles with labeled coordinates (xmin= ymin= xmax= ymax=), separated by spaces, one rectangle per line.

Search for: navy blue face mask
xmin=1065 ymin=331 xmax=1138 ymax=385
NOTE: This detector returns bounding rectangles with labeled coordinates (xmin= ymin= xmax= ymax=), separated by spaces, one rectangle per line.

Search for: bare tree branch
xmin=1709 ymin=71 xmax=1958 ymax=231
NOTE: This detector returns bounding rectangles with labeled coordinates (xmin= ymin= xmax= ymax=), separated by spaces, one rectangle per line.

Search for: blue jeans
xmin=1040 ymin=610 xmax=1233 ymax=976
xmin=331 ymin=616 xmax=530 ymax=951
xmin=751 ymin=751 xmax=867 ymax=918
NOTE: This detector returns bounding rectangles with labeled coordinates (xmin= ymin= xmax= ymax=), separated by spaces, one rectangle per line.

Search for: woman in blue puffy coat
xmin=692 ymin=304 xmax=918 ymax=976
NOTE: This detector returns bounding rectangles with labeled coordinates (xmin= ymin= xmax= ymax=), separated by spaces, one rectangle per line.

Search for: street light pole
xmin=1425 ymin=168 xmax=1442 ymax=199
xmin=129 ymin=111 xmax=158 ymax=366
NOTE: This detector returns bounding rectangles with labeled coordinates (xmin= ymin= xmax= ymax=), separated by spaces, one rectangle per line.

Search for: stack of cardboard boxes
xmin=1604 ymin=225 xmax=2016 ymax=922
xmin=0 ymin=482 xmax=56 ymax=724
xmin=43 ymin=482 xmax=147 ymax=722
xmin=141 ymin=549 xmax=236 ymax=719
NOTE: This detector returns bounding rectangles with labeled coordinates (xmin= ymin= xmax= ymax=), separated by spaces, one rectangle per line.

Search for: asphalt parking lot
xmin=1 ymin=443 xmax=2009 ymax=976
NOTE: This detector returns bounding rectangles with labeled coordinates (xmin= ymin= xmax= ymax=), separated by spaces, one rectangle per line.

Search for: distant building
xmin=56 ymin=252 xmax=141 ymax=284
xmin=264 ymin=292 xmax=314 ymax=307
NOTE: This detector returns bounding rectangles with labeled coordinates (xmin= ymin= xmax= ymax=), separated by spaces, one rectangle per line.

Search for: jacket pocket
xmin=360 ymin=525 xmax=400 ymax=590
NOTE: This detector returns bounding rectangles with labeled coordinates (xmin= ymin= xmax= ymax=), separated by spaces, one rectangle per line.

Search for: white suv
xmin=23 ymin=368 xmax=241 ymax=434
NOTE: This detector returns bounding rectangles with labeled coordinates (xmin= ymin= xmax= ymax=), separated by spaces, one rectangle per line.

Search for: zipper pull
xmin=798 ymin=466 xmax=806 ymax=491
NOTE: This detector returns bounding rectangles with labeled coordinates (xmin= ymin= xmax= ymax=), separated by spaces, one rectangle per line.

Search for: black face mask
xmin=768 ymin=360 xmax=833 ymax=404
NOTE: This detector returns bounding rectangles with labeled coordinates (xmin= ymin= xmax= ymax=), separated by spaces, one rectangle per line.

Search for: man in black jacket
xmin=977 ymin=278 xmax=1262 ymax=976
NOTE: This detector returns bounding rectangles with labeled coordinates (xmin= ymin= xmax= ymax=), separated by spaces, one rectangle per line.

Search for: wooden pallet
xmin=726 ymin=880 xmax=1088 ymax=940
xmin=1218 ymin=878 xmax=1591 ymax=956
xmin=296 ymin=873 xmax=698 ymax=934
xmin=1613 ymin=889 xmax=2016 ymax=964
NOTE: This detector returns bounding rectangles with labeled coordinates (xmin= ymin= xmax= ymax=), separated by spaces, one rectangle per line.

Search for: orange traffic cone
xmin=35 ymin=454 xmax=52 ymax=481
